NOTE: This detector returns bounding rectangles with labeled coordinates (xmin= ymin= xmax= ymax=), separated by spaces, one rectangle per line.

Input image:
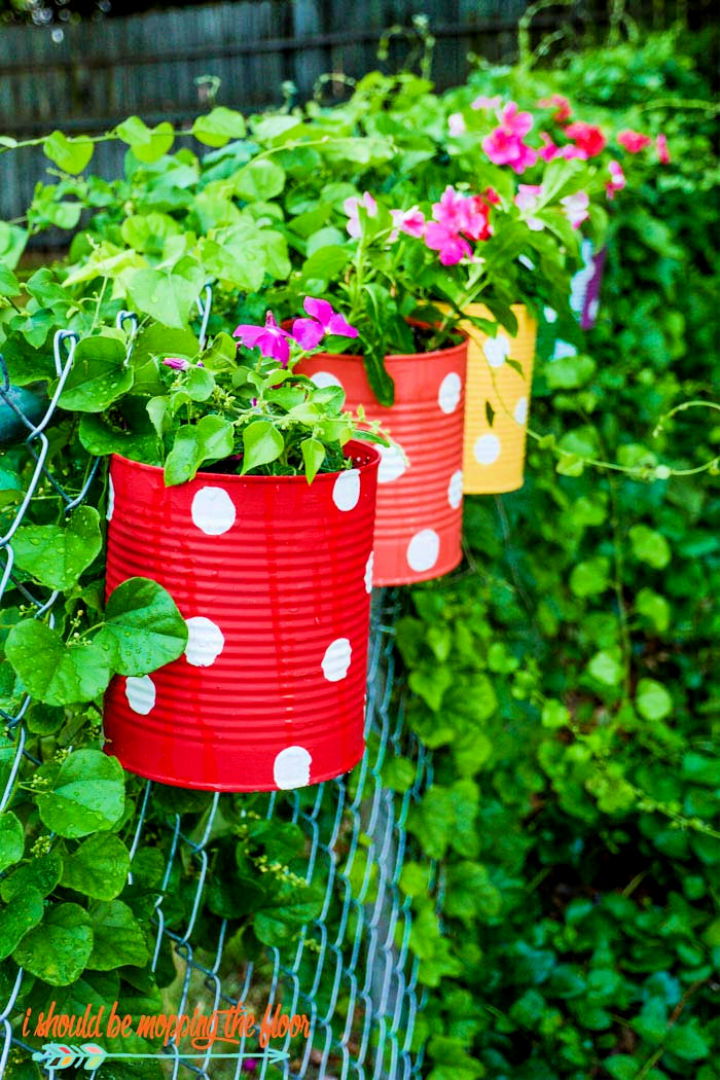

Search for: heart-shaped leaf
xmin=241 ymin=420 xmax=284 ymax=473
xmin=97 ymin=577 xmax=188 ymax=676
xmin=192 ymin=106 xmax=247 ymax=148
xmin=13 ymin=506 xmax=102 ymax=590
xmin=13 ymin=902 xmax=93 ymax=985
xmin=5 ymin=620 xmax=112 ymax=706
xmin=36 ymin=750 xmax=125 ymax=839
xmin=58 ymin=332 xmax=134 ymax=412
xmin=43 ymin=131 xmax=95 ymax=174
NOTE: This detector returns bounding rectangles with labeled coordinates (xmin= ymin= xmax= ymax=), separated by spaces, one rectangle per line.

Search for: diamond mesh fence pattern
xmin=0 ymin=330 xmax=430 ymax=1079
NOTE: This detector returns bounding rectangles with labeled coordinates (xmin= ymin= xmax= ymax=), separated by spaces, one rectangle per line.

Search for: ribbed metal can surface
xmin=455 ymin=303 xmax=537 ymax=495
xmin=297 ymin=334 xmax=468 ymax=586
xmin=103 ymin=441 xmax=379 ymax=792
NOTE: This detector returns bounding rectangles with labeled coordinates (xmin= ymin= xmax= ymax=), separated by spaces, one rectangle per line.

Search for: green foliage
xmin=394 ymin=31 xmax=720 ymax=1079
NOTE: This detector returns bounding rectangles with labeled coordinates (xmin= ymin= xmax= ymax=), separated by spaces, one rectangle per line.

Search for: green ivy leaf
xmin=97 ymin=577 xmax=188 ymax=676
xmin=127 ymin=269 xmax=199 ymax=329
xmin=253 ymin=880 xmax=322 ymax=946
xmin=0 ymin=888 xmax=45 ymax=961
xmin=300 ymin=437 xmax=326 ymax=483
xmin=88 ymin=900 xmax=149 ymax=970
xmin=629 ymin=524 xmax=671 ymax=569
xmin=0 ymin=262 xmax=20 ymax=298
xmin=58 ymin=332 xmax=134 ymax=412
xmin=636 ymin=678 xmax=673 ymax=721
xmin=13 ymin=902 xmax=93 ymax=986
xmin=569 ymin=556 xmax=611 ymax=597
xmin=587 ymin=650 xmax=624 ymax=687
xmin=5 ymin=620 xmax=112 ymax=706
xmin=192 ymin=106 xmax=247 ymax=147
xmin=164 ymin=414 xmax=235 ymax=485
xmin=0 ymin=810 xmax=24 ymax=873
xmin=241 ymin=420 xmax=284 ymax=474
xmin=116 ymin=116 xmax=174 ymax=162
xmin=233 ymin=159 xmax=286 ymax=201
xmin=61 ymin=833 xmax=131 ymax=901
xmin=1 ymin=850 xmax=63 ymax=902
xmin=43 ymin=131 xmax=94 ymax=174
xmin=13 ymin=506 xmax=102 ymax=590
xmin=36 ymin=750 xmax=125 ymax=839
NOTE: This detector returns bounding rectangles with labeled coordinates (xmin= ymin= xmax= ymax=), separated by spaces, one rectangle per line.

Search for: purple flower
xmin=291 ymin=298 xmax=358 ymax=350
xmin=162 ymin=357 xmax=204 ymax=370
xmin=241 ymin=1061 xmax=258 ymax=1073
xmin=233 ymin=312 xmax=293 ymax=367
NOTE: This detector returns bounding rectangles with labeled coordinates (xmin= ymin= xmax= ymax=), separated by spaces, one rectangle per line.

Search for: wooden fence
xmin=0 ymin=0 xmax=705 ymax=223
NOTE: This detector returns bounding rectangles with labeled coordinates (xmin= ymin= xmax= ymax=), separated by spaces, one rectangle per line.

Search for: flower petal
xmin=292 ymin=318 xmax=326 ymax=350
xmin=303 ymin=297 xmax=335 ymax=326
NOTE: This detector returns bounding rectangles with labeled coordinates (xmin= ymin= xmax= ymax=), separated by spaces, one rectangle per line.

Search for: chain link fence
xmin=0 ymin=329 xmax=431 ymax=1079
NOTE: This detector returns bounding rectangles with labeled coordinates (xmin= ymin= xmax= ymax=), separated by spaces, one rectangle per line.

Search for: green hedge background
xmin=395 ymin=28 xmax=720 ymax=1080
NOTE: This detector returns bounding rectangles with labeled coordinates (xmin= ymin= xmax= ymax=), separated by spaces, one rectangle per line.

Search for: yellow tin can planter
xmin=456 ymin=303 xmax=538 ymax=494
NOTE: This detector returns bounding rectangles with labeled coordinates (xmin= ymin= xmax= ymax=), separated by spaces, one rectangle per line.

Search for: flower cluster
xmin=344 ymin=186 xmax=496 ymax=267
xmin=233 ymin=299 xmax=357 ymax=365
xmin=482 ymin=102 xmax=538 ymax=174
xmin=469 ymin=95 xmax=670 ymax=205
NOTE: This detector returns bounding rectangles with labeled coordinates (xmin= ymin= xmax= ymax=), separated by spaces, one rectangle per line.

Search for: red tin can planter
xmin=103 ymin=441 xmax=379 ymax=792
xmin=297 ymin=333 xmax=468 ymax=587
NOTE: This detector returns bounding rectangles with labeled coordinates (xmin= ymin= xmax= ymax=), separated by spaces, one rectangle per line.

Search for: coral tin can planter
xmin=455 ymin=303 xmax=537 ymax=495
xmin=297 ymin=335 xmax=467 ymax=587
xmin=103 ymin=441 xmax=379 ymax=792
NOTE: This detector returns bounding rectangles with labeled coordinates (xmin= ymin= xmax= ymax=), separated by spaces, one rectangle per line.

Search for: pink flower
xmin=496 ymin=101 xmax=534 ymax=138
xmin=422 ymin=186 xmax=493 ymax=264
xmin=617 ymin=129 xmax=652 ymax=153
xmin=344 ymin=192 xmax=377 ymax=237
xmin=162 ymin=357 xmax=204 ymax=370
xmin=656 ymin=133 xmax=671 ymax=164
xmin=481 ymin=100 xmax=538 ymax=173
xmin=606 ymin=160 xmax=626 ymax=200
xmin=482 ymin=129 xmax=538 ymax=173
xmin=390 ymin=206 xmax=426 ymax=239
xmin=471 ymin=94 xmax=502 ymax=111
xmin=162 ymin=357 xmax=192 ymax=371
xmin=233 ymin=311 xmax=293 ymax=367
xmin=424 ymin=223 xmax=473 ymax=266
xmin=538 ymin=94 xmax=572 ymax=123
xmin=432 ymin=187 xmax=492 ymax=241
xmin=448 ymin=112 xmax=466 ymax=136
xmin=515 ymin=184 xmax=545 ymax=231
xmin=564 ymin=122 xmax=607 ymax=158
xmin=560 ymin=191 xmax=590 ymax=229
xmin=291 ymin=297 xmax=358 ymax=350
xmin=538 ymin=133 xmax=559 ymax=161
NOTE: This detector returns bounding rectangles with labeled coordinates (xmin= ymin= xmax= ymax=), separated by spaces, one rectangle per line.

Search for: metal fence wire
xmin=0 ymin=329 xmax=432 ymax=1079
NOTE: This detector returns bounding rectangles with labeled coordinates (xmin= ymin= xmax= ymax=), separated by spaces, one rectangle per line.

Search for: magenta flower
xmin=291 ymin=297 xmax=358 ymax=350
xmin=344 ymin=192 xmax=377 ymax=238
xmin=390 ymin=206 xmax=426 ymax=240
xmin=656 ymin=133 xmax=671 ymax=164
xmin=560 ymin=192 xmax=590 ymax=229
xmin=471 ymin=94 xmax=502 ymax=111
xmin=162 ymin=357 xmax=204 ymax=370
xmin=482 ymin=128 xmax=538 ymax=173
xmin=515 ymin=184 xmax=545 ymax=231
xmin=606 ymin=160 xmax=626 ymax=200
xmin=233 ymin=311 xmax=293 ymax=367
xmin=617 ymin=129 xmax=652 ymax=153
xmin=424 ymin=223 xmax=473 ymax=266
xmin=432 ymin=187 xmax=491 ymax=241
xmin=496 ymin=102 xmax=534 ymax=138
